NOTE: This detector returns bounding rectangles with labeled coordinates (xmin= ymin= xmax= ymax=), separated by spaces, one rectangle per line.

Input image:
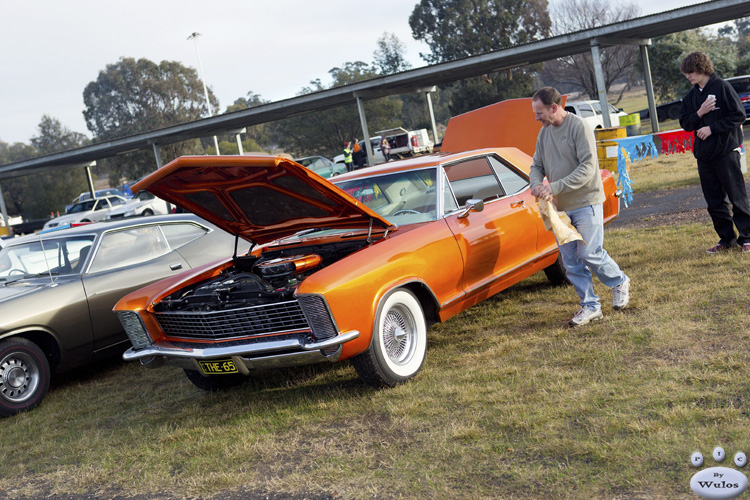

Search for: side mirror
xmin=458 ymin=199 xmax=484 ymax=219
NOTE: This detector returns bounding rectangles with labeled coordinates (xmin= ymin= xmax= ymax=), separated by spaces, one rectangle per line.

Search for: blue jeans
xmin=558 ymin=204 xmax=627 ymax=310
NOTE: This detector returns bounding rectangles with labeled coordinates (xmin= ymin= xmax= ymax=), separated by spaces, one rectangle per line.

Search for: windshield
xmin=335 ymin=168 xmax=438 ymax=225
xmin=297 ymin=157 xmax=330 ymax=171
xmin=0 ymin=235 xmax=95 ymax=279
xmin=67 ymin=200 xmax=96 ymax=213
xmin=135 ymin=191 xmax=155 ymax=201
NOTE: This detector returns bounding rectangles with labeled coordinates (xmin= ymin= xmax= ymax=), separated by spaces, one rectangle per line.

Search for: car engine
xmin=153 ymin=240 xmax=367 ymax=313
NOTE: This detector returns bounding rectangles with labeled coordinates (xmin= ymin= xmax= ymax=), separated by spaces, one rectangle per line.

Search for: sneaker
xmin=706 ymin=243 xmax=733 ymax=254
xmin=569 ymin=307 xmax=603 ymax=327
xmin=612 ymin=276 xmax=630 ymax=310
xmin=742 ymin=243 xmax=750 ymax=253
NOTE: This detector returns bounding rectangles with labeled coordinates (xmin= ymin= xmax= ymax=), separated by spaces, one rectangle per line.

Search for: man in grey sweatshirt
xmin=529 ymin=87 xmax=630 ymax=326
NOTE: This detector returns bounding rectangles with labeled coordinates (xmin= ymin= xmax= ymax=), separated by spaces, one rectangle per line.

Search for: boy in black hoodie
xmin=679 ymin=51 xmax=750 ymax=254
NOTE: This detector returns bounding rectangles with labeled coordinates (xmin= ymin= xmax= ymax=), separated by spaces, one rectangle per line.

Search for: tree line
xmin=1 ymin=0 xmax=748 ymax=220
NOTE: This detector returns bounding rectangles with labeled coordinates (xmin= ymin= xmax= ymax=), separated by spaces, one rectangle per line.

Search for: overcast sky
xmin=0 ymin=0 xmax=716 ymax=145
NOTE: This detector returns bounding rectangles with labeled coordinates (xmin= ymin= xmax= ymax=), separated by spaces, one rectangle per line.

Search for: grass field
xmin=2 ymin=154 xmax=750 ymax=500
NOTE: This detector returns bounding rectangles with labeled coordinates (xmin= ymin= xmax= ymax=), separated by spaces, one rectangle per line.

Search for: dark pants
xmin=698 ymin=150 xmax=750 ymax=246
xmin=345 ymin=161 xmax=353 ymax=172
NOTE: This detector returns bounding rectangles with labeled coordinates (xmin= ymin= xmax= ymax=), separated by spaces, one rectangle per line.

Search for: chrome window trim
xmin=82 ymin=219 xmax=212 ymax=275
xmin=440 ymin=153 xmax=530 ymax=217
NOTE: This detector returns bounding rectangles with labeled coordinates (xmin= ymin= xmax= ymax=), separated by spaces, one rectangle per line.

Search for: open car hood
xmin=132 ymin=156 xmax=392 ymax=245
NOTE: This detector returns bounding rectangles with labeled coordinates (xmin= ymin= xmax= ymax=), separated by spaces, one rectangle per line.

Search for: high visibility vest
xmin=343 ymin=148 xmax=353 ymax=163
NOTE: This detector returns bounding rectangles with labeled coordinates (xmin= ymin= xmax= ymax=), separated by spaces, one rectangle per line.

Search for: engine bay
xmin=154 ymin=239 xmax=368 ymax=312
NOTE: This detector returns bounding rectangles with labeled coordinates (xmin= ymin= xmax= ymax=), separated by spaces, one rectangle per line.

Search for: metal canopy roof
xmin=1 ymin=0 xmax=748 ymax=179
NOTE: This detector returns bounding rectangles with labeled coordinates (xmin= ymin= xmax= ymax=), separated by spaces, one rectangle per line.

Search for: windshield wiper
xmin=3 ymin=272 xmax=60 ymax=285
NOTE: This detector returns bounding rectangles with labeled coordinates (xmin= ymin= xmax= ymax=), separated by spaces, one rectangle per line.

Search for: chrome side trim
xmin=123 ymin=330 xmax=360 ymax=362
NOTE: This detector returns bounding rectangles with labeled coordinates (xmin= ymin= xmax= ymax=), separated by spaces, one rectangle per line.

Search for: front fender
xmin=297 ymin=221 xmax=463 ymax=360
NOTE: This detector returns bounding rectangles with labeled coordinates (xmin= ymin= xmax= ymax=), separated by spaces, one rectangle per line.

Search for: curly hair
xmin=532 ymin=87 xmax=562 ymax=107
xmin=680 ymin=52 xmax=714 ymax=76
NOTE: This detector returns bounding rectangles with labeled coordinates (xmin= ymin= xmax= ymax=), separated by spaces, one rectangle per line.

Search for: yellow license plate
xmin=198 ymin=359 xmax=239 ymax=375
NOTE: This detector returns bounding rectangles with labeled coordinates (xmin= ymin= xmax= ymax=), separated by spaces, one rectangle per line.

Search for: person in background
xmin=381 ymin=137 xmax=391 ymax=162
xmin=529 ymin=86 xmax=631 ymax=327
xmin=678 ymin=51 xmax=750 ymax=254
xmin=342 ymin=142 xmax=354 ymax=172
xmin=352 ymin=138 xmax=364 ymax=169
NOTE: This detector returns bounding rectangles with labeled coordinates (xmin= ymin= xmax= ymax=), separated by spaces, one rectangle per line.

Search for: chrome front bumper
xmin=122 ymin=330 xmax=360 ymax=373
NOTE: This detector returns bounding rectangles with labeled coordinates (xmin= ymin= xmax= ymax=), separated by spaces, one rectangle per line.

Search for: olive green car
xmin=0 ymin=214 xmax=239 ymax=416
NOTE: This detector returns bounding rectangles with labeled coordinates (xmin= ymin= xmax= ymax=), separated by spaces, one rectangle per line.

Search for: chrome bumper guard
xmin=122 ymin=330 xmax=360 ymax=366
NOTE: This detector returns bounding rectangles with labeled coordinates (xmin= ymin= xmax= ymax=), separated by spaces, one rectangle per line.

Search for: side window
xmin=444 ymin=157 xmax=504 ymax=206
xmin=109 ymin=197 xmax=124 ymax=207
xmin=565 ymin=106 xmax=576 ymax=115
xmin=88 ymin=226 xmax=170 ymax=274
xmin=160 ymin=223 xmax=209 ymax=250
xmin=488 ymin=157 xmax=529 ymax=195
xmin=578 ymin=104 xmax=595 ymax=117
xmin=93 ymin=200 xmax=106 ymax=211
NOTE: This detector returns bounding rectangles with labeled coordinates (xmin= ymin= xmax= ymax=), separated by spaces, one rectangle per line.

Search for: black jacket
xmin=679 ymin=73 xmax=745 ymax=161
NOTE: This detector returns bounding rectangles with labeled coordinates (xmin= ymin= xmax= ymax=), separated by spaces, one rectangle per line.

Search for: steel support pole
xmin=152 ymin=143 xmax=163 ymax=169
xmin=85 ymin=164 xmax=95 ymax=197
xmin=356 ymin=96 xmax=374 ymax=167
xmin=640 ymin=44 xmax=660 ymax=133
xmin=0 ymin=183 xmax=10 ymax=235
xmin=236 ymin=133 xmax=244 ymax=155
xmin=425 ymin=91 xmax=439 ymax=145
xmin=590 ymin=41 xmax=611 ymax=128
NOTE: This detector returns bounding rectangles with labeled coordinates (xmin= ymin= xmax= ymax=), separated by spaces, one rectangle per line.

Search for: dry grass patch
xmin=3 ymin=167 xmax=750 ymax=498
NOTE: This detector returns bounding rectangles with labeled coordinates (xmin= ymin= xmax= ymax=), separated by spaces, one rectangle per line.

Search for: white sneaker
xmin=612 ymin=276 xmax=630 ymax=310
xmin=569 ymin=307 xmax=603 ymax=326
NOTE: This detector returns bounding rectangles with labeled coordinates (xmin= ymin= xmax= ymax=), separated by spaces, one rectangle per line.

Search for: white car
xmin=565 ymin=100 xmax=628 ymax=130
xmin=44 ymin=195 xmax=128 ymax=230
xmin=106 ymin=191 xmax=170 ymax=220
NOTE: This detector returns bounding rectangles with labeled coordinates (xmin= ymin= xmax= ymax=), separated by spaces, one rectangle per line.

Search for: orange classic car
xmin=113 ymin=99 xmax=620 ymax=391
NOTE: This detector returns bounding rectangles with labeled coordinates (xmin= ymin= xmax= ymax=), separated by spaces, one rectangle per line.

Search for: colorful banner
xmin=610 ymin=135 xmax=659 ymax=208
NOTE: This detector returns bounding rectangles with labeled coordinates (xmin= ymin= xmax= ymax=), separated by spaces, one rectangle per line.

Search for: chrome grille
xmin=297 ymin=294 xmax=337 ymax=341
xmin=155 ymin=300 xmax=309 ymax=341
xmin=116 ymin=311 xmax=152 ymax=349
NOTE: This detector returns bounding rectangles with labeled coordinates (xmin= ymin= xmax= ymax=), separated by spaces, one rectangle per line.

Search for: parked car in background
xmin=295 ymin=156 xmax=347 ymax=179
xmin=45 ymin=195 xmax=128 ymax=230
xmin=113 ymin=148 xmax=620 ymax=394
xmin=0 ymin=214 xmax=242 ymax=416
xmin=66 ymin=188 xmax=129 ymax=212
xmin=106 ymin=191 xmax=170 ymax=219
xmin=727 ymin=75 xmax=750 ymax=118
xmin=565 ymin=100 xmax=628 ymax=130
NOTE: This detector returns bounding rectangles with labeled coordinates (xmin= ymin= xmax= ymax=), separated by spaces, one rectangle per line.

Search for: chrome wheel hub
xmin=0 ymin=353 xmax=39 ymax=403
xmin=383 ymin=306 xmax=415 ymax=365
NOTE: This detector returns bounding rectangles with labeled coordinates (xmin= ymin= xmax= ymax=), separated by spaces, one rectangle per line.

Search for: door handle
xmin=170 ymin=263 xmax=183 ymax=271
xmin=511 ymin=200 xmax=525 ymax=208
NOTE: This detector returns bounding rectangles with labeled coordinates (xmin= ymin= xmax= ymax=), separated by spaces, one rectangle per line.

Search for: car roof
xmin=7 ymin=214 xmax=210 ymax=245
